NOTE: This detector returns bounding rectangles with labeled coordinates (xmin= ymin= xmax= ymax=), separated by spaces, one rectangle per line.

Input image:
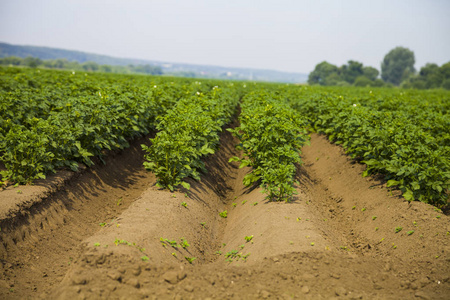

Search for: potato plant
xmin=142 ymin=85 xmax=239 ymax=191
xmin=0 ymin=67 xmax=197 ymax=183
xmin=228 ymin=90 xmax=309 ymax=201
xmin=289 ymin=86 xmax=450 ymax=206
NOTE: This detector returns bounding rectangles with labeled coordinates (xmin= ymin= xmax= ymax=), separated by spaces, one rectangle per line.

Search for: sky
xmin=0 ymin=0 xmax=449 ymax=74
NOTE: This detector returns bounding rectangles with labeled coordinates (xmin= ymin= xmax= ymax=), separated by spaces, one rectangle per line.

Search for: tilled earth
xmin=0 ymin=131 xmax=448 ymax=300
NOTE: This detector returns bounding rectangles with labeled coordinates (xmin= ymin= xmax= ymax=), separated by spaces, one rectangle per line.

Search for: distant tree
xmin=442 ymin=79 xmax=450 ymax=90
xmin=440 ymin=62 xmax=450 ymax=90
xmin=353 ymin=76 xmax=373 ymax=87
xmin=340 ymin=60 xmax=363 ymax=84
xmin=381 ymin=47 xmax=415 ymax=85
xmin=362 ymin=66 xmax=379 ymax=81
xmin=403 ymin=61 xmax=450 ymax=90
xmin=0 ymin=56 xmax=23 ymax=66
xmin=372 ymin=78 xmax=387 ymax=87
xmin=323 ymin=72 xmax=344 ymax=86
xmin=23 ymin=56 xmax=42 ymax=68
xmin=308 ymin=61 xmax=339 ymax=85
xmin=133 ymin=64 xmax=163 ymax=75
xmin=439 ymin=62 xmax=450 ymax=79
xmin=99 ymin=65 xmax=112 ymax=73
xmin=82 ymin=61 xmax=99 ymax=71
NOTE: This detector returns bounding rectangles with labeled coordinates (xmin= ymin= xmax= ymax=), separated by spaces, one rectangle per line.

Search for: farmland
xmin=0 ymin=67 xmax=449 ymax=299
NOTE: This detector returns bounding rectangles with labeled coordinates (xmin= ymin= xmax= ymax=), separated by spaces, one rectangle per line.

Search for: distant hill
xmin=0 ymin=42 xmax=308 ymax=83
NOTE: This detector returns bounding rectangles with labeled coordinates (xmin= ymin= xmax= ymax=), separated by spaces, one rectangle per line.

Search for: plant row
xmin=0 ymin=67 xmax=207 ymax=184
xmin=288 ymin=86 xmax=450 ymax=206
xmin=228 ymin=90 xmax=309 ymax=201
xmin=142 ymin=84 xmax=240 ymax=191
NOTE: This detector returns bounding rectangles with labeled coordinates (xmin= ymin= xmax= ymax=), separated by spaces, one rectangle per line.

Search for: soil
xmin=0 ymin=128 xmax=449 ymax=300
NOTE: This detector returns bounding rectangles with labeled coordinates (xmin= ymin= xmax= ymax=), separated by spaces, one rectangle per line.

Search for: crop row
xmin=288 ymin=87 xmax=450 ymax=206
xmin=0 ymin=67 xmax=206 ymax=183
xmin=142 ymin=84 xmax=241 ymax=191
xmin=228 ymin=89 xmax=309 ymax=201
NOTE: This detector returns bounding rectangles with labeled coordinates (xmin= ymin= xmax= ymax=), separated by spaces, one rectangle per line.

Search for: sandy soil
xmin=0 ymin=129 xmax=448 ymax=300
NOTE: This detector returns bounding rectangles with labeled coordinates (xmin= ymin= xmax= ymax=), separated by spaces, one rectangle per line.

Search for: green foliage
xmin=244 ymin=235 xmax=254 ymax=242
xmin=402 ymin=62 xmax=450 ymax=90
xmin=309 ymin=61 xmax=382 ymax=87
xmin=180 ymin=238 xmax=190 ymax=249
xmin=219 ymin=210 xmax=228 ymax=218
xmin=0 ymin=66 xmax=190 ymax=184
xmin=143 ymin=84 xmax=239 ymax=190
xmin=340 ymin=60 xmax=364 ymax=84
xmin=308 ymin=61 xmax=339 ymax=85
xmin=0 ymin=55 xmax=163 ymax=75
xmin=228 ymin=90 xmax=309 ymax=201
xmin=381 ymin=47 xmax=416 ymax=85
xmin=184 ymin=256 xmax=196 ymax=264
xmin=290 ymin=86 xmax=450 ymax=207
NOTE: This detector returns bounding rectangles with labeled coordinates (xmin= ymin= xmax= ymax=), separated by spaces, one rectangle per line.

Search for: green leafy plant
xmin=244 ymin=235 xmax=254 ymax=242
xmin=219 ymin=210 xmax=228 ymax=218
xmin=227 ymin=90 xmax=309 ymax=201
xmin=180 ymin=238 xmax=190 ymax=249
xmin=185 ymin=256 xmax=196 ymax=264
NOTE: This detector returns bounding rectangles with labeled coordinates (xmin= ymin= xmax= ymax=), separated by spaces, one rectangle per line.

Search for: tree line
xmin=0 ymin=56 xmax=163 ymax=76
xmin=308 ymin=47 xmax=450 ymax=90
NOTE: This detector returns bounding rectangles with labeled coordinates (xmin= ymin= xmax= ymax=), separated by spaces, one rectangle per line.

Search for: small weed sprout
xmin=180 ymin=238 xmax=190 ymax=249
xmin=395 ymin=227 xmax=403 ymax=233
xmin=407 ymin=230 xmax=415 ymax=235
xmin=219 ymin=210 xmax=228 ymax=218
xmin=181 ymin=202 xmax=187 ymax=208
xmin=141 ymin=256 xmax=150 ymax=261
xmin=185 ymin=257 xmax=196 ymax=264
xmin=245 ymin=235 xmax=253 ymax=242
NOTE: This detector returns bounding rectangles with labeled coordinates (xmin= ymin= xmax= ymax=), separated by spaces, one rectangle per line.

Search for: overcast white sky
xmin=0 ymin=0 xmax=449 ymax=73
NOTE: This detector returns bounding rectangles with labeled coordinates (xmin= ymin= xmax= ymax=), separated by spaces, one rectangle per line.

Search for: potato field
xmin=0 ymin=67 xmax=449 ymax=299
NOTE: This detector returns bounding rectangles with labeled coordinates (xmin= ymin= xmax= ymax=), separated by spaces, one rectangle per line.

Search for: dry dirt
xmin=0 ymin=129 xmax=449 ymax=300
